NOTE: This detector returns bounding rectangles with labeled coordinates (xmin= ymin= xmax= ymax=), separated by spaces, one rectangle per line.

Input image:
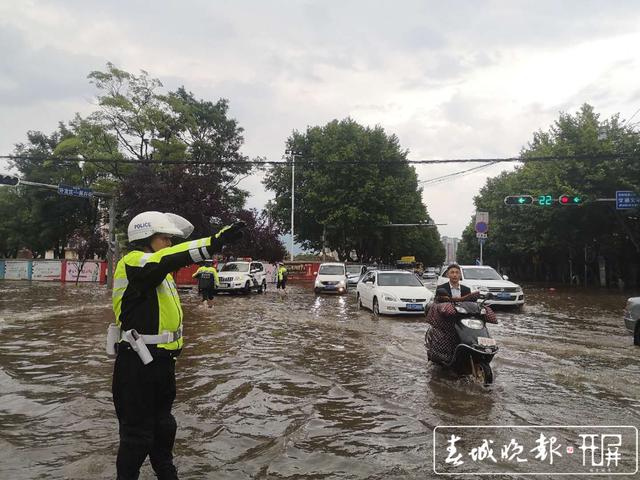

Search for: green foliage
xmin=0 ymin=63 xmax=285 ymax=259
xmin=457 ymin=104 xmax=640 ymax=285
xmin=264 ymin=118 xmax=445 ymax=265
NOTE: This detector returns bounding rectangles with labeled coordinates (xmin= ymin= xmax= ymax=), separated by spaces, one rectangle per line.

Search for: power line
xmin=0 ymin=153 xmax=637 ymax=166
xmin=419 ymin=162 xmax=499 ymax=186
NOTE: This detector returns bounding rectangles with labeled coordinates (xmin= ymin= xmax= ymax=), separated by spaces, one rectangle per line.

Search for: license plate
xmin=497 ymin=292 xmax=511 ymax=299
xmin=406 ymin=303 xmax=424 ymax=311
xmin=478 ymin=337 xmax=496 ymax=346
xmin=220 ymin=283 xmax=230 ymax=288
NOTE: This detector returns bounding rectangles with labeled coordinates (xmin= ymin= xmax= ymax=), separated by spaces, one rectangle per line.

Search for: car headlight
xmin=338 ymin=280 xmax=345 ymax=286
xmin=382 ymin=293 xmax=398 ymax=302
xmin=461 ymin=318 xmax=484 ymax=329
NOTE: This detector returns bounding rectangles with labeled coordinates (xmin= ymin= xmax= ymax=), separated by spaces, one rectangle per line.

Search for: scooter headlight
xmin=461 ymin=318 xmax=484 ymax=329
xmin=455 ymin=305 xmax=468 ymax=314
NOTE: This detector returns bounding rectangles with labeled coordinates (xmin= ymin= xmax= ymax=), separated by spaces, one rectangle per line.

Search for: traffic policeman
xmin=110 ymin=211 xmax=244 ymax=480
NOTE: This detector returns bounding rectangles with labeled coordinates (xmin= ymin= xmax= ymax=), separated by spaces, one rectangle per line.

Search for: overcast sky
xmin=2 ymin=1 xmax=640 ymax=240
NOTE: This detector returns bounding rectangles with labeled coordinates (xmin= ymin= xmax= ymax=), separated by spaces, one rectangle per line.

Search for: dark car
xmin=624 ymin=297 xmax=640 ymax=346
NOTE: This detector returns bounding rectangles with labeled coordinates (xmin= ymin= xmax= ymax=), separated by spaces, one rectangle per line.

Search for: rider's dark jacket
xmin=425 ymin=291 xmax=496 ymax=363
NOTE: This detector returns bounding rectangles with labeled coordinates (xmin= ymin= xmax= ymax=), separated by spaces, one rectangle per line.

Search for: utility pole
xmin=285 ymin=149 xmax=302 ymax=261
xmin=322 ymin=223 xmax=326 ymax=262
xmin=107 ymin=197 xmax=117 ymax=289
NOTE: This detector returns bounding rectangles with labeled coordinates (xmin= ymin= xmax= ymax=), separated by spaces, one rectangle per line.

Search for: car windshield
xmin=346 ymin=265 xmax=363 ymax=274
xmin=220 ymin=263 xmax=250 ymax=272
xmin=319 ymin=265 xmax=345 ymax=275
xmin=378 ymin=273 xmax=423 ymax=287
xmin=462 ymin=267 xmax=503 ymax=280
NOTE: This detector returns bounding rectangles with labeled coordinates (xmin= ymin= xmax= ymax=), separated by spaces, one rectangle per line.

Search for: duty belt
xmin=123 ymin=325 xmax=183 ymax=344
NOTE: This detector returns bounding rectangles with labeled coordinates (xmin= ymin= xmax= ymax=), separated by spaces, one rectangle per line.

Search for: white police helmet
xmin=127 ymin=211 xmax=193 ymax=242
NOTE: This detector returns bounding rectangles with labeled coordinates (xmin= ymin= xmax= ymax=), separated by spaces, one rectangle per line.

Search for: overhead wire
xmin=418 ymin=161 xmax=499 ymax=186
xmin=0 ymin=153 xmax=636 ymax=166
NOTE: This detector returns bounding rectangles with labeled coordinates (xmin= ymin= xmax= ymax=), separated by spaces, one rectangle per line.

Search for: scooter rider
xmin=110 ymin=211 xmax=244 ymax=480
xmin=425 ymin=286 xmax=496 ymax=364
xmin=439 ymin=263 xmax=470 ymax=298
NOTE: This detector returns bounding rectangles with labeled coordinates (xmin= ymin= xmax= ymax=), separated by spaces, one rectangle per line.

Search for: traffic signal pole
xmin=0 ymin=175 xmax=117 ymax=288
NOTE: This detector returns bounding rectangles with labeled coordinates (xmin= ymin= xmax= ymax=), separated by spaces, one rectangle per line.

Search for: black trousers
xmin=112 ymin=347 xmax=179 ymax=480
xmin=200 ymin=286 xmax=217 ymax=301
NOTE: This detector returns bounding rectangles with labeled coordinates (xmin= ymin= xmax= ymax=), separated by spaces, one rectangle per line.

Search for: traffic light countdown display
xmin=504 ymin=194 xmax=583 ymax=206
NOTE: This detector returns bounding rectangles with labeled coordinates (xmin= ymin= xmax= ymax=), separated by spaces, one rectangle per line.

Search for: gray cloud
xmin=1 ymin=0 xmax=640 ymax=237
xmin=0 ymin=25 xmax=98 ymax=106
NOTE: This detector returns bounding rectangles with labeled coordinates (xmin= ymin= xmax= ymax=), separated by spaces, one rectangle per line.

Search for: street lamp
xmin=285 ymin=149 xmax=303 ymax=261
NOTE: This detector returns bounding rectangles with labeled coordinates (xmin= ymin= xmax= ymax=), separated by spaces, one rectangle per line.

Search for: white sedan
xmin=356 ymin=270 xmax=433 ymax=315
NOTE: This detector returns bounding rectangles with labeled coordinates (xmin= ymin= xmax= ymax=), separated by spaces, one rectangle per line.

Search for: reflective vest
xmin=277 ymin=266 xmax=287 ymax=281
xmin=193 ymin=266 xmax=220 ymax=289
xmin=112 ymin=237 xmax=213 ymax=351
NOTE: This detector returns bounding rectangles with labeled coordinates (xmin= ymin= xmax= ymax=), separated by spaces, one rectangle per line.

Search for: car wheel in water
xmin=356 ymin=293 xmax=362 ymax=310
xmin=258 ymin=280 xmax=266 ymax=293
xmin=373 ymin=297 xmax=380 ymax=316
xmin=244 ymin=281 xmax=251 ymax=294
xmin=634 ymin=322 xmax=640 ymax=346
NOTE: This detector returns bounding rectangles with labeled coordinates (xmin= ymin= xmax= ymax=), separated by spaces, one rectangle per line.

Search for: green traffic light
xmin=504 ymin=195 xmax=534 ymax=205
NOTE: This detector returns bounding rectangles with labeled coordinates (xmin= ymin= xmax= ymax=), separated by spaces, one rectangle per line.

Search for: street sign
xmin=475 ymin=221 xmax=488 ymax=233
xmin=476 ymin=232 xmax=487 ymax=239
xmin=616 ymin=191 xmax=640 ymax=210
xmin=58 ymin=184 xmax=93 ymax=198
xmin=475 ymin=211 xmax=489 ymax=234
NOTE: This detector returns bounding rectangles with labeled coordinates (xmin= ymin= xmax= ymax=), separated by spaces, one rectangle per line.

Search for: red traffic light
xmin=559 ymin=194 xmax=582 ymax=205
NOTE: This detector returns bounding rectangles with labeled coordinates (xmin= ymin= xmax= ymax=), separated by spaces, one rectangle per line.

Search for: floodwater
xmin=0 ymin=281 xmax=638 ymax=479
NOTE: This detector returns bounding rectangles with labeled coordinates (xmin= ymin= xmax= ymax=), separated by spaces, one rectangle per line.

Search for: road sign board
xmin=476 ymin=232 xmax=487 ymax=239
xmin=58 ymin=185 xmax=93 ymax=198
xmin=616 ymin=191 xmax=640 ymax=210
xmin=475 ymin=221 xmax=488 ymax=233
xmin=476 ymin=211 xmax=489 ymax=223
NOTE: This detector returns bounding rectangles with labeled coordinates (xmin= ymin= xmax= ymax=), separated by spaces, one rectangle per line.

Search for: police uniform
xmin=110 ymin=217 xmax=244 ymax=480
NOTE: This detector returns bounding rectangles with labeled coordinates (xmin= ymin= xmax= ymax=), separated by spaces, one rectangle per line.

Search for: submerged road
xmin=0 ymin=281 xmax=638 ymax=479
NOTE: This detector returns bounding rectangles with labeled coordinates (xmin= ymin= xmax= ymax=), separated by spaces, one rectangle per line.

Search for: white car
xmin=437 ymin=265 xmax=524 ymax=307
xmin=346 ymin=264 xmax=366 ymax=287
xmin=356 ymin=270 xmax=434 ymax=315
xmin=217 ymin=261 xmax=267 ymax=294
xmin=314 ymin=262 xmax=348 ymax=294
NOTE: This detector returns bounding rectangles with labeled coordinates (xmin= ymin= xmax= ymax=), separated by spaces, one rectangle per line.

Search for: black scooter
xmin=425 ymin=291 xmax=499 ymax=384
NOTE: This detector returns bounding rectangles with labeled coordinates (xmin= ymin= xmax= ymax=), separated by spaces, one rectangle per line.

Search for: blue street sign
xmin=616 ymin=191 xmax=640 ymax=210
xmin=58 ymin=184 xmax=93 ymax=198
xmin=475 ymin=221 xmax=488 ymax=233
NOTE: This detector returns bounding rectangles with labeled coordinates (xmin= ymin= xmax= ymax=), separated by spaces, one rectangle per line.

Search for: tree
xmin=263 ymin=118 xmax=444 ymax=265
xmin=457 ymin=104 xmax=640 ymax=286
